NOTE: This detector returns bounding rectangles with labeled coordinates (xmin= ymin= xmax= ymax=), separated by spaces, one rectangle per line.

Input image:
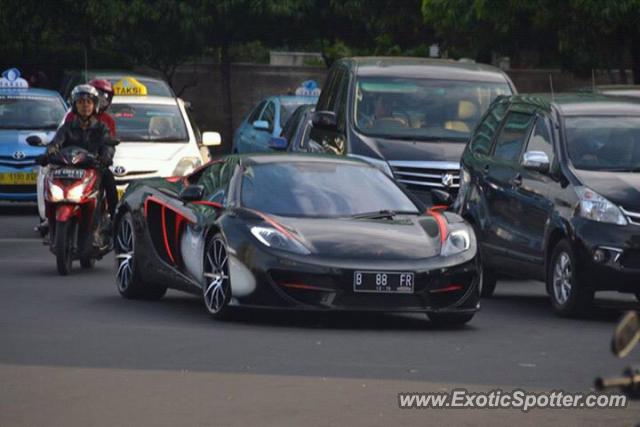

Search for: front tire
xmin=55 ymin=221 xmax=74 ymax=275
xmin=115 ymin=212 xmax=167 ymax=300
xmin=548 ymin=239 xmax=594 ymax=317
xmin=203 ymin=233 xmax=232 ymax=319
xmin=428 ymin=312 xmax=475 ymax=327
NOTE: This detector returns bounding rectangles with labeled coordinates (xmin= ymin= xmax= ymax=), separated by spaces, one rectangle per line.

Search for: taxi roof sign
xmin=113 ymin=77 xmax=148 ymax=96
xmin=295 ymin=80 xmax=321 ymax=97
xmin=0 ymin=68 xmax=29 ymax=89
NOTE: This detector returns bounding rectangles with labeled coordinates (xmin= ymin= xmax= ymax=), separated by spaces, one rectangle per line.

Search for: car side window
xmin=282 ymin=107 xmax=303 ymax=142
xmin=316 ymin=66 xmax=339 ymax=111
xmin=261 ymin=102 xmax=276 ymax=131
xmin=334 ymin=68 xmax=350 ymax=130
xmin=196 ymin=162 xmax=225 ymax=194
xmin=469 ymin=101 xmax=508 ymax=155
xmin=523 ymin=116 xmax=555 ymax=164
xmin=492 ymin=111 xmax=534 ymax=163
xmin=186 ymin=108 xmax=202 ymax=143
xmin=248 ymin=101 xmax=266 ymax=124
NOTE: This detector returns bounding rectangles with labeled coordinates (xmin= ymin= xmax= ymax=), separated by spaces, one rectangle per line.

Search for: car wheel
xmin=115 ymin=212 xmax=167 ymax=300
xmin=55 ymin=220 xmax=74 ymax=276
xmin=427 ymin=312 xmax=475 ymax=327
xmin=203 ymin=233 xmax=232 ymax=319
xmin=548 ymin=239 xmax=593 ymax=317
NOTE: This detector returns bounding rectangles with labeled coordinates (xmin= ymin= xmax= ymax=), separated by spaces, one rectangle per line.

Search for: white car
xmin=38 ymin=91 xmax=221 ymax=221
xmin=108 ymin=95 xmax=220 ymax=198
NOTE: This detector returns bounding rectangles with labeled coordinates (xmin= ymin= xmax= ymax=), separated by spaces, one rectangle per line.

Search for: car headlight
xmin=250 ymin=226 xmax=311 ymax=255
xmin=441 ymin=228 xmax=471 ymax=256
xmin=575 ymin=186 xmax=627 ymax=225
xmin=173 ymin=157 xmax=201 ymax=176
xmin=347 ymin=154 xmax=394 ymax=177
xmin=48 ymin=182 xmax=65 ymax=202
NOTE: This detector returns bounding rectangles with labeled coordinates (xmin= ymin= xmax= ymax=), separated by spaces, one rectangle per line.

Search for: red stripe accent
xmin=146 ymin=196 xmax=194 ymax=222
xmin=160 ymin=206 xmax=175 ymax=263
xmin=192 ymin=201 xmax=223 ymax=209
xmin=174 ymin=214 xmax=185 ymax=256
xmin=429 ymin=284 xmax=464 ymax=293
xmin=278 ymin=282 xmax=332 ymax=292
xmin=165 ymin=176 xmax=181 ymax=183
xmin=427 ymin=208 xmax=448 ymax=243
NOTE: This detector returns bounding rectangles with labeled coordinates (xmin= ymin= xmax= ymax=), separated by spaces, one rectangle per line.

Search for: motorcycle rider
xmin=43 ymin=84 xmax=117 ymax=245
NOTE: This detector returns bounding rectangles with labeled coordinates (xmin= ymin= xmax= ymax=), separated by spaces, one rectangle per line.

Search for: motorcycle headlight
xmin=66 ymin=183 xmax=87 ymax=202
xmin=173 ymin=157 xmax=201 ymax=176
xmin=347 ymin=154 xmax=394 ymax=177
xmin=48 ymin=182 xmax=65 ymax=202
xmin=250 ymin=226 xmax=310 ymax=255
xmin=441 ymin=228 xmax=471 ymax=256
xmin=575 ymin=186 xmax=627 ymax=225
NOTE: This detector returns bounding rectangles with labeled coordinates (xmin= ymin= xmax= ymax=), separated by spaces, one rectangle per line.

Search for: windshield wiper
xmin=350 ymin=209 xmax=418 ymax=219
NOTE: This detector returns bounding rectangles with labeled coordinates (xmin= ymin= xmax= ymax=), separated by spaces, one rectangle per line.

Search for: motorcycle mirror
xmin=612 ymin=311 xmax=640 ymax=358
xmin=26 ymin=135 xmax=44 ymax=146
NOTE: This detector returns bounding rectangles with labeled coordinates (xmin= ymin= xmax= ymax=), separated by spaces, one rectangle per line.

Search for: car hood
xmin=0 ymin=130 xmax=54 ymax=157
xmin=113 ymin=142 xmax=188 ymax=162
xmin=574 ymin=170 xmax=640 ymax=212
xmin=274 ymin=215 xmax=441 ymax=260
xmin=351 ymin=133 xmax=466 ymax=162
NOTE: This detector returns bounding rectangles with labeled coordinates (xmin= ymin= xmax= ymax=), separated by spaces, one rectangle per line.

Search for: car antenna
xmin=549 ymin=74 xmax=555 ymax=101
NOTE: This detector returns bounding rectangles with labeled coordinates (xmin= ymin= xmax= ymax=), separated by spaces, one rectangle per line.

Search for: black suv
xmin=457 ymin=93 xmax=640 ymax=316
xmin=310 ymin=57 xmax=515 ymax=203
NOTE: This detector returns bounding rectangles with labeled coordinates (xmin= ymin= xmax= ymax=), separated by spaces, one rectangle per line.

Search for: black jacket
xmin=48 ymin=117 xmax=115 ymax=163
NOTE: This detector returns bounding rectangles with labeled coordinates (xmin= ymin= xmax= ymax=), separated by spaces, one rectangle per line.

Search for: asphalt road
xmin=1 ymin=203 xmax=639 ymax=426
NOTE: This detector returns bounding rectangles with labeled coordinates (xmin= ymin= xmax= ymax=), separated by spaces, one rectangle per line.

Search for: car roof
xmin=507 ymin=93 xmax=640 ymax=116
xmin=239 ymin=153 xmax=374 ymax=167
xmin=111 ymin=95 xmax=179 ymax=106
xmin=0 ymin=88 xmax=63 ymax=98
xmin=340 ymin=57 xmax=511 ymax=83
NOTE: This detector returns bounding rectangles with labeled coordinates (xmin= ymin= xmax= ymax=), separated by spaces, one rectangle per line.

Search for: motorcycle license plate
xmin=353 ymin=271 xmax=415 ymax=294
xmin=0 ymin=172 xmax=38 ymax=185
xmin=51 ymin=168 xmax=85 ymax=180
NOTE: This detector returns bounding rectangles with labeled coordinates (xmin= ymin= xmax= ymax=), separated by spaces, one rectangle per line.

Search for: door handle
xmin=511 ymin=174 xmax=523 ymax=187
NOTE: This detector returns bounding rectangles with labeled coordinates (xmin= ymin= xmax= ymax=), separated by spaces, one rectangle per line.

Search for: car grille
xmin=0 ymin=156 xmax=37 ymax=168
xmin=621 ymin=208 xmax=640 ymax=226
xmin=389 ymin=160 xmax=460 ymax=191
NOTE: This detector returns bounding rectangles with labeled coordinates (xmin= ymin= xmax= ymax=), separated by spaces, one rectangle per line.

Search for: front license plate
xmin=0 ymin=172 xmax=38 ymax=185
xmin=353 ymin=271 xmax=415 ymax=294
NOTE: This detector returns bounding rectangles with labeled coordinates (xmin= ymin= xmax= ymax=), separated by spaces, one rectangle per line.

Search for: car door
xmin=236 ymin=101 xmax=266 ymax=153
xmin=310 ymin=65 xmax=349 ymax=155
xmin=510 ymin=114 xmax=556 ymax=269
xmin=483 ymin=109 xmax=535 ymax=264
xmin=253 ymin=100 xmax=276 ymax=152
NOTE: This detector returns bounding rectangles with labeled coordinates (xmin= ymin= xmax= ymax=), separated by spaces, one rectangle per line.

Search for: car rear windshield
xmin=0 ymin=95 xmax=65 ymax=130
xmin=109 ymin=103 xmax=188 ymax=142
xmin=565 ymin=116 xmax=640 ymax=171
xmin=354 ymin=77 xmax=511 ymax=141
xmin=241 ymin=162 xmax=418 ymax=217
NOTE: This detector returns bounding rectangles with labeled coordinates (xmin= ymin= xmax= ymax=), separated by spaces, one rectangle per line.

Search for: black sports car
xmin=114 ymin=154 xmax=480 ymax=325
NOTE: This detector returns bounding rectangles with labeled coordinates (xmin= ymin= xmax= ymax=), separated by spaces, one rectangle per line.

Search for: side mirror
xmin=252 ymin=120 xmax=270 ymax=131
xmin=311 ymin=111 xmax=338 ymax=131
xmin=431 ymin=189 xmax=453 ymax=206
xmin=612 ymin=311 xmax=640 ymax=358
xmin=202 ymin=131 xmax=222 ymax=146
xmin=26 ymin=135 xmax=44 ymax=146
xmin=268 ymin=136 xmax=288 ymax=151
xmin=522 ymin=151 xmax=550 ymax=173
xmin=179 ymin=184 xmax=205 ymax=202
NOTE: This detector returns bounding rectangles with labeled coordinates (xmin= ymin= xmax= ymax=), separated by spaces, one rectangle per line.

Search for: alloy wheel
xmin=203 ymin=237 xmax=230 ymax=314
xmin=552 ymin=252 xmax=572 ymax=305
xmin=115 ymin=216 xmax=134 ymax=293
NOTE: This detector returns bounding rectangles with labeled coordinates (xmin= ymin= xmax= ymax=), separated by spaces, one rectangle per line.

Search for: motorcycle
xmin=595 ymin=310 xmax=640 ymax=399
xmin=28 ymin=136 xmax=112 ymax=275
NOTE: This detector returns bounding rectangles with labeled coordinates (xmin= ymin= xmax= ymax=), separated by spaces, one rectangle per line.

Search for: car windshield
xmin=109 ymin=103 xmax=188 ymax=142
xmin=241 ymin=161 xmax=419 ymax=217
xmin=280 ymin=98 xmax=317 ymax=127
xmin=354 ymin=77 xmax=511 ymax=141
xmin=565 ymin=116 xmax=640 ymax=171
xmin=0 ymin=95 xmax=65 ymax=129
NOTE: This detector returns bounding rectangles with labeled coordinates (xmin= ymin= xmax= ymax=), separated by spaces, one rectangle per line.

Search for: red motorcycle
xmin=38 ymin=145 xmax=111 ymax=275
